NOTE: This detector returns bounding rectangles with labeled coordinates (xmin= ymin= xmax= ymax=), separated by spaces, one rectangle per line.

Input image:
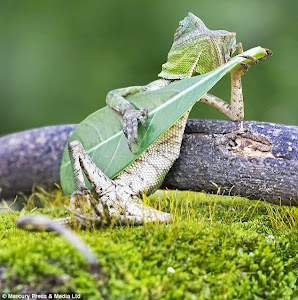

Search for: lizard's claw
xmin=240 ymin=55 xmax=259 ymax=64
xmin=123 ymin=107 xmax=148 ymax=151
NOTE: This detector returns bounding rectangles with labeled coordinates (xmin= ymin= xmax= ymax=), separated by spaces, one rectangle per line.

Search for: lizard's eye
xmin=178 ymin=20 xmax=185 ymax=29
xmin=175 ymin=21 xmax=185 ymax=38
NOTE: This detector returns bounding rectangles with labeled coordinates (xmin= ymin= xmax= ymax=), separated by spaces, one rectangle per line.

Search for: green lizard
xmin=18 ymin=12 xmax=271 ymax=229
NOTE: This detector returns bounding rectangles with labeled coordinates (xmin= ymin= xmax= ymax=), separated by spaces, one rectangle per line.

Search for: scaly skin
xmin=18 ymin=13 xmax=270 ymax=228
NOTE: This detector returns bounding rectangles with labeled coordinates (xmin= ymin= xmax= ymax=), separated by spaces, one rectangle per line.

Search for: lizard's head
xmin=158 ymin=12 xmax=237 ymax=80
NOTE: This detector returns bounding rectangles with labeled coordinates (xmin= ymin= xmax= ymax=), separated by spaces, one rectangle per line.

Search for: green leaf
xmin=60 ymin=47 xmax=268 ymax=194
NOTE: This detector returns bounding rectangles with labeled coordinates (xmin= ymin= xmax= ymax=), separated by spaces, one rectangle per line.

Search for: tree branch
xmin=0 ymin=120 xmax=297 ymax=205
xmin=162 ymin=120 xmax=298 ymax=206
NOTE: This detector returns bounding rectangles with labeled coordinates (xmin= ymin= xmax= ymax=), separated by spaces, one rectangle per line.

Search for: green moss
xmin=0 ymin=190 xmax=297 ymax=299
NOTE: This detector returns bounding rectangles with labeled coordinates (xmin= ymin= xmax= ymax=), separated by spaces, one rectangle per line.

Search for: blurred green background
xmin=1 ymin=0 xmax=297 ymax=136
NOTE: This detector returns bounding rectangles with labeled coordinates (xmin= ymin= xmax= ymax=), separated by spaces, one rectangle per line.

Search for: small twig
xmin=16 ymin=215 xmax=103 ymax=275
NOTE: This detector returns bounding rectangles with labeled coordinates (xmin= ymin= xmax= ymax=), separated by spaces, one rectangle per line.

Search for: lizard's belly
xmin=114 ymin=110 xmax=190 ymax=195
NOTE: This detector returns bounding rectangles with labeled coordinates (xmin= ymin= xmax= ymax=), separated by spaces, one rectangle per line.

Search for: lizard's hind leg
xmin=68 ymin=140 xmax=172 ymax=225
xmin=68 ymin=140 xmax=116 ymax=195
xmin=68 ymin=140 xmax=116 ymax=224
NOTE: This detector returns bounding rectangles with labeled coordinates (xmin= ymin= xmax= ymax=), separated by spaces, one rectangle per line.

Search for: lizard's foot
xmin=123 ymin=107 xmax=148 ymax=151
xmin=98 ymin=192 xmax=173 ymax=225
xmin=232 ymin=53 xmax=265 ymax=81
xmin=66 ymin=196 xmax=173 ymax=226
xmin=68 ymin=190 xmax=100 ymax=226
xmin=67 ymin=190 xmax=172 ymax=227
xmin=239 ymin=48 xmax=272 ymax=74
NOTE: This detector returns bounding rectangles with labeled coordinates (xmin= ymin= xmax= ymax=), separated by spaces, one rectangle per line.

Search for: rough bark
xmin=0 ymin=125 xmax=76 ymax=198
xmin=0 ymin=120 xmax=297 ymax=205
xmin=162 ymin=120 xmax=298 ymax=206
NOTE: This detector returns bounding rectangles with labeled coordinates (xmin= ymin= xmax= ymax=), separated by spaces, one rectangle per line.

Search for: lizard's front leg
xmin=106 ymin=86 xmax=148 ymax=151
xmin=106 ymin=79 xmax=168 ymax=150
xmin=200 ymin=49 xmax=271 ymax=121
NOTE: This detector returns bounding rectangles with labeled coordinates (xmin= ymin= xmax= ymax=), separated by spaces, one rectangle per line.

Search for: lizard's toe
xmin=140 ymin=107 xmax=149 ymax=118
xmin=259 ymin=48 xmax=273 ymax=61
xmin=70 ymin=189 xmax=95 ymax=218
xmin=241 ymin=55 xmax=259 ymax=64
xmin=123 ymin=116 xmax=134 ymax=150
xmin=124 ymin=123 xmax=133 ymax=151
xmin=127 ymin=135 xmax=133 ymax=152
xmin=240 ymin=55 xmax=259 ymax=72
xmin=265 ymin=48 xmax=273 ymax=57
xmin=132 ymin=118 xmax=139 ymax=144
xmin=123 ymin=118 xmax=128 ymax=138
xmin=240 ymin=62 xmax=249 ymax=72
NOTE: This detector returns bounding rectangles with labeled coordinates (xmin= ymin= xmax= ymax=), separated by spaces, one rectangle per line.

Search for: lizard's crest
xmin=158 ymin=13 xmax=237 ymax=80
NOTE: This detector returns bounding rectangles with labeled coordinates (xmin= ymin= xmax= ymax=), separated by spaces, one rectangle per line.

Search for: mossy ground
xmin=0 ymin=188 xmax=297 ymax=299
